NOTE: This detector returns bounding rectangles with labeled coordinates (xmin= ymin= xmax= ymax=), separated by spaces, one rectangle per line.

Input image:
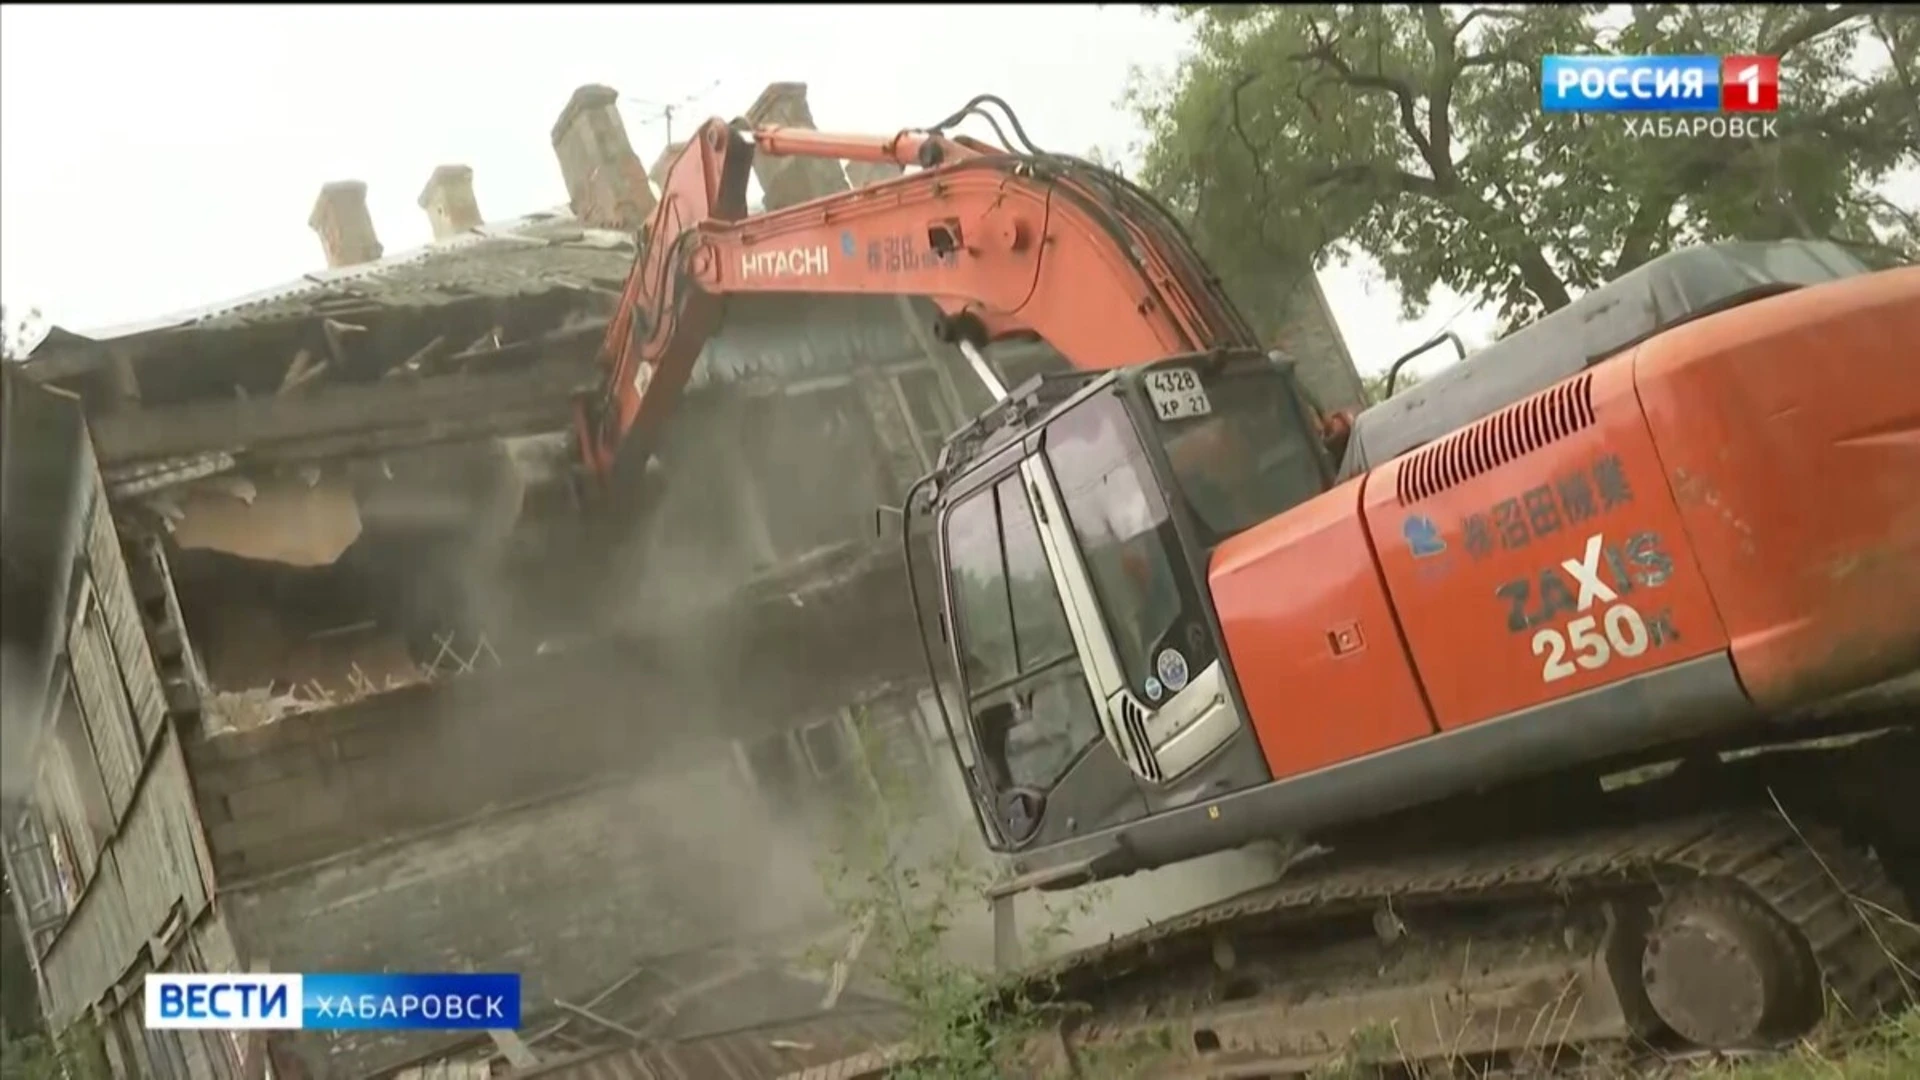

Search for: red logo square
xmin=1721 ymin=55 xmax=1779 ymax=112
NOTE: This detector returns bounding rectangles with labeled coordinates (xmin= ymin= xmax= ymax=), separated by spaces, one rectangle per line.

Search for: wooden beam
xmin=488 ymin=1028 xmax=539 ymax=1068
xmin=552 ymin=998 xmax=649 ymax=1043
xmin=382 ymin=335 xmax=445 ymax=380
xmin=88 ymin=359 xmax=595 ymax=467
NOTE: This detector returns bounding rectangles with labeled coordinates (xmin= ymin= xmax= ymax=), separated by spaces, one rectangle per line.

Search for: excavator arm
xmin=575 ymin=112 xmax=1268 ymax=480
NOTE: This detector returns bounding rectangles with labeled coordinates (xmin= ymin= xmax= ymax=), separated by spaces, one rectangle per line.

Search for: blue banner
xmin=302 ymin=973 xmax=522 ymax=1030
xmin=1541 ymin=55 xmax=1722 ymax=113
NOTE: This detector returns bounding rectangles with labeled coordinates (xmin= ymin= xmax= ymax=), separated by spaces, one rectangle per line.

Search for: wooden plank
xmin=551 ymin=998 xmax=648 ymax=1043
xmin=88 ymin=359 xmax=594 ymax=467
xmin=486 ymin=1029 xmax=538 ymax=1068
xmin=68 ymin=595 xmax=143 ymax=817
xmin=85 ymin=478 xmax=171 ymax=750
xmin=111 ymin=750 xmax=210 ymax=933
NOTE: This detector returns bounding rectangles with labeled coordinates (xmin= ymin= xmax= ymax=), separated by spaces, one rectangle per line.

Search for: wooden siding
xmin=24 ymin=435 xmax=226 ymax=1032
xmin=84 ymin=475 xmax=172 ymax=749
xmin=69 ymin=584 xmax=143 ymax=818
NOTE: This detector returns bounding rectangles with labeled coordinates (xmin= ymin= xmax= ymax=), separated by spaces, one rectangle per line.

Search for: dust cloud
xmin=170 ymin=289 xmax=1288 ymax=1025
xmin=1 ymin=644 xmax=45 ymax=802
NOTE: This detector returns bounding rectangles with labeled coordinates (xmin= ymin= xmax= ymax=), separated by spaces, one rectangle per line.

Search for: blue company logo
xmin=152 ymin=976 xmax=297 ymax=1029
xmin=1155 ymin=648 xmax=1190 ymax=694
xmin=839 ymin=230 xmax=857 ymax=257
xmin=145 ymin=972 xmax=522 ymax=1031
xmin=1541 ymin=55 xmax=1720 ymax=113
xmin=1402 ymin=515 xmax=1447 ymax=558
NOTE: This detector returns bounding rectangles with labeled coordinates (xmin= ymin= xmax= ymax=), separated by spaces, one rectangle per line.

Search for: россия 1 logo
xmin=1541 ymin=55 xmax=1779 ymax=113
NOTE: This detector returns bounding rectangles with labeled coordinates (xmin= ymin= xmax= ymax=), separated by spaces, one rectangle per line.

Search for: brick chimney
xmin=418 ymin=164 xmax=483 ymax=240
xmin=649 ymin=142 xmax=687 ymax=190
xmin=551 ymin=84 xmax=657 ymax=230
xmin=744 ymin=82 xmax=850 ymax=210
xmin=308 ymin=181 xmax=383 ymax=268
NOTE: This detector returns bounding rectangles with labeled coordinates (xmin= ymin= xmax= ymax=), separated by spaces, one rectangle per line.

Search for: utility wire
xmin=624 ymin=80 xmax=723 ymax=145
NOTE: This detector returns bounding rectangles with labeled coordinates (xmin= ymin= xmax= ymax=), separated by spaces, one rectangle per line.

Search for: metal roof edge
xmin=30 ymin=205 xmax=633 ymax=361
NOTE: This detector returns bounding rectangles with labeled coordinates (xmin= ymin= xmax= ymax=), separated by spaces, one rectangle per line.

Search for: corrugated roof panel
xmin=396 ymin=1062 xmax=494 ymax=1080
xmin=30 ymin=209 xmax=639 ymax=355
xmin=24 ymin=206 xmax=971 ymax=399
xmin=183 ymin=242 xmax=636 ymax=332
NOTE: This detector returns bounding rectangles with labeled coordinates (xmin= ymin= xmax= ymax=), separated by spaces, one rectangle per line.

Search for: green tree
xmin=1129 ymin=5 xmax=1919 ymax=330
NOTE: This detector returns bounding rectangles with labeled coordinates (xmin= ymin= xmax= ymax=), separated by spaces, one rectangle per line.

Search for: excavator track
xmin=1021 ymin=811 xmax=1919 ymax=1078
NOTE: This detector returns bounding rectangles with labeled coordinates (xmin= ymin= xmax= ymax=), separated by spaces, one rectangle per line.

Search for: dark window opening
xmin=742 ymin=732 xmax=805 ymax=806
xmin=744 ymin=384 xmax=886 ymax=561
xmin=801 ymin=718 xmax=855 ymax=778
xmin=3 ymin=805 xmax=70 ymax=949
xmin=51 ymin=669 xmax=115 ymax=851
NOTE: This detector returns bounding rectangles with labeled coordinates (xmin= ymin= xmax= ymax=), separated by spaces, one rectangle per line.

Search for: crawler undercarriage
xmin=1012 ymin=725 xmax=1920 ymax=1079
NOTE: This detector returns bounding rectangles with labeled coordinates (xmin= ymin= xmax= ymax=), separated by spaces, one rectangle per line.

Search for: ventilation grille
xmin=1116 ymin=695 xmax=1164 ymax=782
xmin=1397 ymin=373 xmax=1597 ymax=505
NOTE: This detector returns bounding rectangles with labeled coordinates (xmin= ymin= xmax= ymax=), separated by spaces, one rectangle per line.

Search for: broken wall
xmin=46 ymin=80 xmax=976 ymax=741
xmin=219 ymin=684 xmax=944 ymax=1079
xmin=625 ymin=295 xmax=974 ymax=617
xmin=181 ymin=541 xmax=932 ymax=885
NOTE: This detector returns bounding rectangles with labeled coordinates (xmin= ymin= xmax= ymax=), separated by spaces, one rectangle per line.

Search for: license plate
xmin=1145 ymin=367 xmax=1212 ymax=420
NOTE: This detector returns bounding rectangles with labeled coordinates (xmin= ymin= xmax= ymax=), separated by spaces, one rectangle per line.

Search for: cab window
xmin=1044 ymin=393 xmax=1205 ymax=699
xmin=1155 ymin=368 xmax=1325 ymax=544
xmin=944 ymin=473 xmax=1101 ymax=791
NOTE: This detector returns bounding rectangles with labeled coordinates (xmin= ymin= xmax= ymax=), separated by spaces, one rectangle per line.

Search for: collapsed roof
xmin=17 ymin=82 xmax=956 ymax=487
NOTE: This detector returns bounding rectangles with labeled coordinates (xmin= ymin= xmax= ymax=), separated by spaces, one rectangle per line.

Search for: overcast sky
xmin=1 ymin=5 xmax=1909 ymax=379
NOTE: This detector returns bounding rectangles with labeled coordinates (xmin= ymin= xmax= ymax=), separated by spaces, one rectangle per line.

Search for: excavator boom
xmin=575 ymin=113 xmax=1266 ymax=480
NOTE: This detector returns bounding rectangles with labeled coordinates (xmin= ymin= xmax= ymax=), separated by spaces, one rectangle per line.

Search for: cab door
xmin=1027 ymin=390 xmax=1262 ymax=800
xmin=941 ymin=462 xmax=1148 ymax=849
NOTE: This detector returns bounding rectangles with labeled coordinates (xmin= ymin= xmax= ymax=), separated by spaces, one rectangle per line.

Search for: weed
xmin=808 ymin=707 xmax=1140 ymax=1079
xmin=1695 ymin=1009 xmax=1920 ymax=1079
xmin=0 ymin=1019 xmax=109 ymax=1080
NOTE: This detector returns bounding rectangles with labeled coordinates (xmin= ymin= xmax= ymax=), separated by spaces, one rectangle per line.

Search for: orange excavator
xmin=575 ymin=98 xmax=1920 ymax=1072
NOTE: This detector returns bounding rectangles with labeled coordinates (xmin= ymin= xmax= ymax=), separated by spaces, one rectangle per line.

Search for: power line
xmin=624 ymin=80 xmax=722 ymax=146
xmin=1431 ymin=296 xmax=1478 ymax=342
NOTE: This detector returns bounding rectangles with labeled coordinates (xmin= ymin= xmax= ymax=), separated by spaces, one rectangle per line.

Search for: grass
xmin=1697 ymin=1009 xmax=1920 ymax=1079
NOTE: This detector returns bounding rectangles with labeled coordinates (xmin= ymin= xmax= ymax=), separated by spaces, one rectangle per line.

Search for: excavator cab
xmin=908 ymin=348 xmax=1329 ymax=853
